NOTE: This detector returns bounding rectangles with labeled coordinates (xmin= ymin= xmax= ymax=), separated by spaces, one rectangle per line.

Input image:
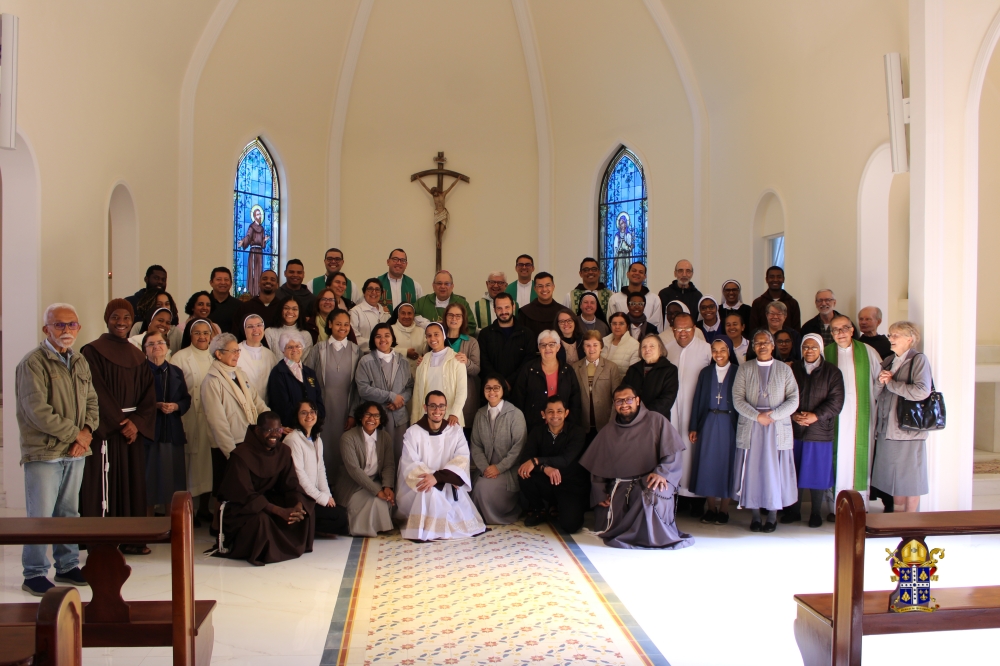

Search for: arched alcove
xmin=856 ymin=144 xmax=893 ymax=331
xmin=0 ymin=129 xmax=41 ymax=509
xmin=751 ymin=190 xmax=785 ymax=297
xmin=108 ymin=182 xmax=138 ymax=300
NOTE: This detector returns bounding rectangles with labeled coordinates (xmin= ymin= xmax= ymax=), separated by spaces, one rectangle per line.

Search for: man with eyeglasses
xmin=580 ymin=385 xmax=694 ymax=550
xmin=562 ymin=257 xmax=613 ymax=317
xmin=311 ymin=248 xmax=356 ymax=302
xmin=17 ymin=303 xmax=99 ymax=596
xmin=662 ymin=312 xmax=713 ymax=517
xmin=350 ymin=278 xmax=392 ymax=353
xmin=412 ymin=269 xmax=478 ymax=336
xmin=473 ymin=270 xmax=513 ymax=330
xmin=823 ymin=315 xmax=884 ymax=520
xmin=396 ymin=391 xmax=486 ymax=541
xmin=606 ymin=261 xmax=664 ymax=332
xmin=377 ymin=248 xmax=424 ymax=311
xmin=505 ymin=254 xmax=537 ymax=308
xmin=801 ymin=289 xmax=857 ymax=347
xmin=215 ymin=411 xmax=315 ymax=566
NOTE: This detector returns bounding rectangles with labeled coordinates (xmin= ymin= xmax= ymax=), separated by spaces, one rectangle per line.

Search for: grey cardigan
xmin=877 ymin=350 xmax=933 ymax=441
xmin=732 ymin=359 xmax=799 ymax=450
xmin=304 ymin=339 xmax=361 ymax=414
xmin=469 ymin=401 xmax=528 ymax=492
xmin=355 ymin=351 xmax=414 ymax=427
xmin=336 ymin=425 xmax=395 ymax=507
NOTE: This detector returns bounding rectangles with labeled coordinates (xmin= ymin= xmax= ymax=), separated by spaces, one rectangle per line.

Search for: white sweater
xmin=284 ymin=429 xmax=333 ymax=506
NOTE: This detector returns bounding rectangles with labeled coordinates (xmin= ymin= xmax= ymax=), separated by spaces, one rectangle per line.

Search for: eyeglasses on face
xmin=389 ymin=257 xmax=408 ymax=263
xmin=362 ymin=412 xmax=381 ymax=420
xmin=752 ymin=341 xmax=772 ymax=348
xmin=144 ymin=340 xmax=167 ymax=348
xmin=49 ymin=321 xmax=81 ymax=331
xmin=319 ymin=297 xmax=336 ymax=304
xmin=831 ymin=326 xmax=853 ymax=335
xmin=538 ymin=342 xmax=560 ymax=349
xmin=816 ymin=298 xmax=835 ymax=304
xmin=298 ymin=409 xmax=317 ymax=417
xmin=487 ymin=280 xmax=507 ymax=287
xmin=221 ymin=347 xmax=241 ymax=355
xmin=516 ymin=262 xmax=533 ymax=268
xmin=445 ymin=313 xmax=463 ymax=319
xmin=426 ymin=403 xmax=448 ymax=411
xmin=365 ymin=286 xmax=382 ymax=294
xmin=484 ymin=385 xmax=503 ymax=393
xmin=613 ymin=397 xmax=637 ymax=407
xmin=580 ymin=267 xmax=599 ymax=273
xmin=673 ymin=327 xmax=694 ymax=333
xmin=433 ymin=282 xmax=453 ymax=287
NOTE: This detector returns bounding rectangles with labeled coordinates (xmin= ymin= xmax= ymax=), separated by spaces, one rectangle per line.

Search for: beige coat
xmin=602 ymin=333 xmax=640 ymax=375
xmin=411 ymin=348 xmax=468 ymax=426
xmin=171 ymin=345 xmax=214 ymax=496
xmin=572 ymin=357 xmax=622 ymax=432
xmin=201 ymin=360 xmax=268 ymax=457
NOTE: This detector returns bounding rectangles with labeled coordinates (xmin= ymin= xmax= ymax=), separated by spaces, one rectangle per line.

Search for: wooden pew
xmin=793 ymin=490 xmax=1000 ymax=665
xmin=0 ymin=492 xmax=214 ymax=666
xmin=0 ymin=586 xmax=83 ymax=666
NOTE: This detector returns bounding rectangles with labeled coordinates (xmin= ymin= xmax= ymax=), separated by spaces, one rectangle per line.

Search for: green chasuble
xmin=504 ymin=281 xmax=537 ymax=303
xmin=377 ymin=273 xmax=417 ymax=311
xmin=824 ymin=339 xmax=872 ymax=490
xmin=312 ymin=275 xmax=354 ymax=302
xmin=413 ymin=293 xmax=479 ymax=336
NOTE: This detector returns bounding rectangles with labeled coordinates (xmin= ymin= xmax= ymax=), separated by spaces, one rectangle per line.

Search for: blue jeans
xmin=22 ymin=458 xmax=85 ymax=580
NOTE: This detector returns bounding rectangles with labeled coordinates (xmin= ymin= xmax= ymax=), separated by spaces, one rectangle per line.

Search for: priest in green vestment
xmin=377 ymin=248 xmax=423 ymax=311
xmin=413 ymin=270 xmax=478 ymax=336
xmin=310 ymin=248 xmax=355 ymax=302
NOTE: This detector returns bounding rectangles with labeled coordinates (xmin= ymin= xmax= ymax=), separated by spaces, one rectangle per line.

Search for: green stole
xmin=824 ymin=340 xmax=872 ymax=490
xmin=378 ymin=273 xmax=416 ymax=310
xmin=474 ymin=298 xmax=494 ymax=328
xmin=505 ymin=281 xmax=537 ymax=303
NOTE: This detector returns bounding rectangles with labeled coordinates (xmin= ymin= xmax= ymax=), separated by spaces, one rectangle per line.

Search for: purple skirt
xmin=793 ymin=439 xmax=834 ymax=490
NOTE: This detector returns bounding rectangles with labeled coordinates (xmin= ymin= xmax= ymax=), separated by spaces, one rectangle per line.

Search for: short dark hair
xmin=362 ymin=277 xmax=382 ymax=295
xmin=533 ymin=271 xmax=554 ymax=285
xmin=481 ymin=372 xmax=509 ymax=396
xmin=285 ymin=259 xmax=304 ymax=270
xmin=210 ymin=266 xmax=232 ymax=281
xmin=325 ymin=248 xmax=343 ymax=258
xmin=493 ymin=292 xmax=514 ymax=310
xmin=388 ymin=248 xmax=407 ymax=259
xmin=261 ymin=269 xmax=278 ymax=278
xmin=723 ymin=311 xmax=745 ymax=326
xmin=145 ymin=265 xmax=166 ymax=279
xmin=579 ymin=257 xmax=599 ymax=270
xmin=613 ymin=383 xmax=639 ymax=399
xmin=353 ymin=400 xmax=387 ymax=430
xmin=516 ymin=254 xmax=534 ymax=265
xmin=628 ymin=261 xmax=646 ymax=271
xmin=424 ymin=390 xmax=447 ymax=405
xmin=325 ymin=270 xmax=348 ymax=289
xmin=294 ymin=400 xmax=325 ymax=437
xmin=673 ymin=312 xmax=695 ymax=327
xmin=256 ymin=411 xmax=282 ymax=427
xmin=626 ymin=292 xmax=647 ymax=304
xmin=368 ymin=322 xmax=396 ymax=352
xmin=544 ymin=395 xmax=566 ymax=409
xmin=766 ymin=265 xmax=785 ymax=276
xmin=608 ymin=311 xmax=629 ymax=326
xmin=184 ymin=291 xmax=212 ymax=316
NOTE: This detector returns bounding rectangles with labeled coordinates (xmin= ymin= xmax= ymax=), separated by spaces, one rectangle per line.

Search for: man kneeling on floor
xmin=518 ymin=396 xmax=589 ymax=533
xmin=216 ymin=411 xmax=315 ymax=565
xmin=581 ymin=384 xmax=694 ymax=550
xmin=397 ymin=391 xmax=486 ymax=541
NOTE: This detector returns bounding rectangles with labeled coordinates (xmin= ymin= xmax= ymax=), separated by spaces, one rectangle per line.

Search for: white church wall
xmin=978 ymin=31 xmax=1000 ymax=346
xmin=887 ymin=171 xmax=910 ymax=327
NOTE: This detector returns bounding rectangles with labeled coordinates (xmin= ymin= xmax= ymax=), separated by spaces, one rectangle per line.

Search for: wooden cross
xmin=411 ymin=152 xmax=470 ymax=272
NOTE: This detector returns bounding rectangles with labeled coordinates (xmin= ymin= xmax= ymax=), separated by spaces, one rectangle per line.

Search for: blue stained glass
xmin=598 ymin=147 xmax=647 ymax=293
xmin=233 ymin=139 xmax=280 ymax=297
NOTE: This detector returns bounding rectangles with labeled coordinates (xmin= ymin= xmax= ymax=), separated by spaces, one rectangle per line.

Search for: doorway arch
xmin=108 ymin=182 xmax=138 ymax=300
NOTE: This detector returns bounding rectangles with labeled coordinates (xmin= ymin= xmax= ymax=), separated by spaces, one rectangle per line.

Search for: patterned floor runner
xmin=322 ymin=524 xmax=667 ymax=665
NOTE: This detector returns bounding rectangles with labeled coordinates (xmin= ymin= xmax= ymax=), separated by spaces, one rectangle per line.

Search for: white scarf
xmin=330 ymin=337 xmax=349 ymax=351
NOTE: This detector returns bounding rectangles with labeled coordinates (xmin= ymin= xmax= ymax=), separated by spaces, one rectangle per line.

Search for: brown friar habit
xmin=217 ymin=426 xmax=315 ymax=566
xmin=580 ymin=405 xmax=694 ymax=550
xmin=79 ymin=333 xmax=156 ymax=518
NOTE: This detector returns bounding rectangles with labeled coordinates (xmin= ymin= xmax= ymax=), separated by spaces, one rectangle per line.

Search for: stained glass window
xmin=598 ymin=146 xmax=647 ymax=293
xmin=769 ymin=235 xmax=785 ymax=271
xmin=233 ymin=138 xmax=280 ymax=297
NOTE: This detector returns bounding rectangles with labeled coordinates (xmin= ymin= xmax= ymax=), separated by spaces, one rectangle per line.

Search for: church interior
xmin=2 ymin=1 xmax=1000 ymax=664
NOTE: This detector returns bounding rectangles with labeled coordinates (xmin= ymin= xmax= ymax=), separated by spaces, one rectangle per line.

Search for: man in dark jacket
xmin=748 ymin=266 xmax=801 ymax=332
xmin=784 ymin=333 xmax=845 ymax=527
xmin=800 ymin=289 xmax=859 ymax=347
xmin=478 ymin=292 xmax=534 ymax=388
xmin=657 ymin=259 xmax=702 ymax=320
xmin=517 ymin=397 xmax=589 ymax=532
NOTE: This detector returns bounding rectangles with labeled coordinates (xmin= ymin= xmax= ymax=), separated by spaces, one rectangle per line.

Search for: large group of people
xmin=15 ymin=249 xmax=937 ymax=590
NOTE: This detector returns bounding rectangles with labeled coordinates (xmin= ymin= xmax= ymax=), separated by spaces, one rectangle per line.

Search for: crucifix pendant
xmin=715 ymin=391 xmax=723 ymax=406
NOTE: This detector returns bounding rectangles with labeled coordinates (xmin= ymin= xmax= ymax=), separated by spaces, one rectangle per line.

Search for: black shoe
xmin=780 ymin=512 xmax=800 ymax=524
xmin=54 ymin=567 xmax=88 ymax=586
xmin=700 ymin=510 xmax=718 ymax=524
xmin=762 ymin=522 xmax=777 ymax=533
xmin=827 ymin=512 xmax=836 ymax=523
xmin=523 ymin=513 xmax=544 ymax=527
xmin=715 ymin=512 xmax=730 ymax=525
xmin=808 ymin=514 xmax=823 ymax=528
xmin=749 ymin=520 xmax=762 ymax=532
xmin=22 ymin=577 xmax=54 ymax=597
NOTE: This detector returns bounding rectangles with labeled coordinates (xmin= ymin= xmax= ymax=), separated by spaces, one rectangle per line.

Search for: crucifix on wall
xmin=411 ymin=152 xmax=470 ymax=272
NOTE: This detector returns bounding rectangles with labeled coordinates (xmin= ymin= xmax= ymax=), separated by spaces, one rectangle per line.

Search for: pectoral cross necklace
xmin=715 ymin=389 xmax=724 ymax=406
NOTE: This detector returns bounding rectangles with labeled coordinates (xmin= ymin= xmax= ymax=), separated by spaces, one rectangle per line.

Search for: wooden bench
xmin=793 ymin=490 xmax=1000 ymax=665
xmin=0 ymin=586 xmax=83 ymax=666
xmin=0 ymin=492 xmax=214 ymax=666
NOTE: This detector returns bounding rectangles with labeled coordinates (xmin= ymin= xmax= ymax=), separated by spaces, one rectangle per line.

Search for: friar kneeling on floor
xmin=215 ymin=411 xmax=315 ymax=566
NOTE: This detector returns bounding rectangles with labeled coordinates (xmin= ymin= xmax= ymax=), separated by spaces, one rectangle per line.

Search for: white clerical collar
xmin=488 ymin=400 xmax=504 ymax=421
xmin=715 ymin=362 xmax=730 ymax=381
xmin=838 ymin=344 xmax=853 ymax=353
xmin=757 ymin=358 xmax=774 ymax=367
xmin=702 ymin=320 xmax=720 ymax=332
xmin=435 ymin=297 xmax=451 ymax=308
xmin=388 ymin=276 xmax=403 ymax=284
xmin=376 ymin=349 xmax=394 ymax=363
xmin=330 ymin=337 xmax=349 ymax=351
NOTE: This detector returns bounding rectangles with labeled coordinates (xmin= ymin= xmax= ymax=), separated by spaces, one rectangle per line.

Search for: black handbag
xmin=894 ymin=355 xmax=946 ymax=432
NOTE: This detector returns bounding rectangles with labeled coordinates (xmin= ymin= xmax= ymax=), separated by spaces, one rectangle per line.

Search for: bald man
xmin=658 ymin=260 xmax=702 ymax=321
xmin=412 ymin=270 xmax=478 ymax=336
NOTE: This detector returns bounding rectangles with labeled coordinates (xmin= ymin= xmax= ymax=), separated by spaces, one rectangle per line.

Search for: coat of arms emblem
xmin=886 ymin=537 xmax=945 ymax=612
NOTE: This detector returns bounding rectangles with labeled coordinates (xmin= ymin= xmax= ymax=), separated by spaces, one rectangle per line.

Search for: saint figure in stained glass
xmin=233 ymin=138 xmax=280 ymax=297
xmin=598 ymin=147 xmax=647 ymax=293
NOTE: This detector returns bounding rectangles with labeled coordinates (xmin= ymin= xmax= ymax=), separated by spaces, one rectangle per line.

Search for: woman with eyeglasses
xmin=202 ymin=332 xmax=268 ymax=534
xmin=308 ymin=287 xmax=339 ymax=343
xmin=443 ymin=303 xmax=481 ymax=434
xmin=237 ymin=314 xmax=276 ymax=398
xmin=285 ymin=400 xmax=350 ymax=537
xmin=129 ymin=306 xmax=183 ymax=357
xmin=267 ymin=333 xmax=325 ymax=429
xmin=337 ymin=401 xmax=396 ymax=536
xmin=324 ymin=271 xmax=356 ymax=313
xmin=356 ymin=323 xmax=413 ymax=465
xmin=602 ymin=312 xmax=640 ymax=376
xmin=512 ymin=330 xmax=582 ymax=432
xmin=264 ymin=297 xmax=313 ymax=360
xmin=732 ymin=329 xmax=800 ymax=533
xmin=350 ymin=278 xmax=392 ymax=353
xmin=140 ymin=330 xmax=191 ymax=519
xmin=79 ymin=300 xmax=157 ymax=551
xmin=622 ymin=334 xmax=678 ymax=423
xmin=410 ymin=322 xmax=468 ymax=427
xmin=469 ymin=374 xmax=527 ymax=525
xmin=553 ymin=310 xmax=584 ymax=364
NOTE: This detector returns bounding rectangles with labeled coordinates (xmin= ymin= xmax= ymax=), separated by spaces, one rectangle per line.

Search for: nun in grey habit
xmin=469 ymin=374 xmax=527 ymax=525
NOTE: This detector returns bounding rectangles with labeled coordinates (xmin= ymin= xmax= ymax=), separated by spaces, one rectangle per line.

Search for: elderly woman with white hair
xmin=267 ymin=332 xmax=325 ymax=429
xmin=512 ymin=329 xmax=583 ymax=432
xmin=872 ymin=321 xmax=935 ymax=513
xmin=237 ymin=314 xmax=276 ymax=397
